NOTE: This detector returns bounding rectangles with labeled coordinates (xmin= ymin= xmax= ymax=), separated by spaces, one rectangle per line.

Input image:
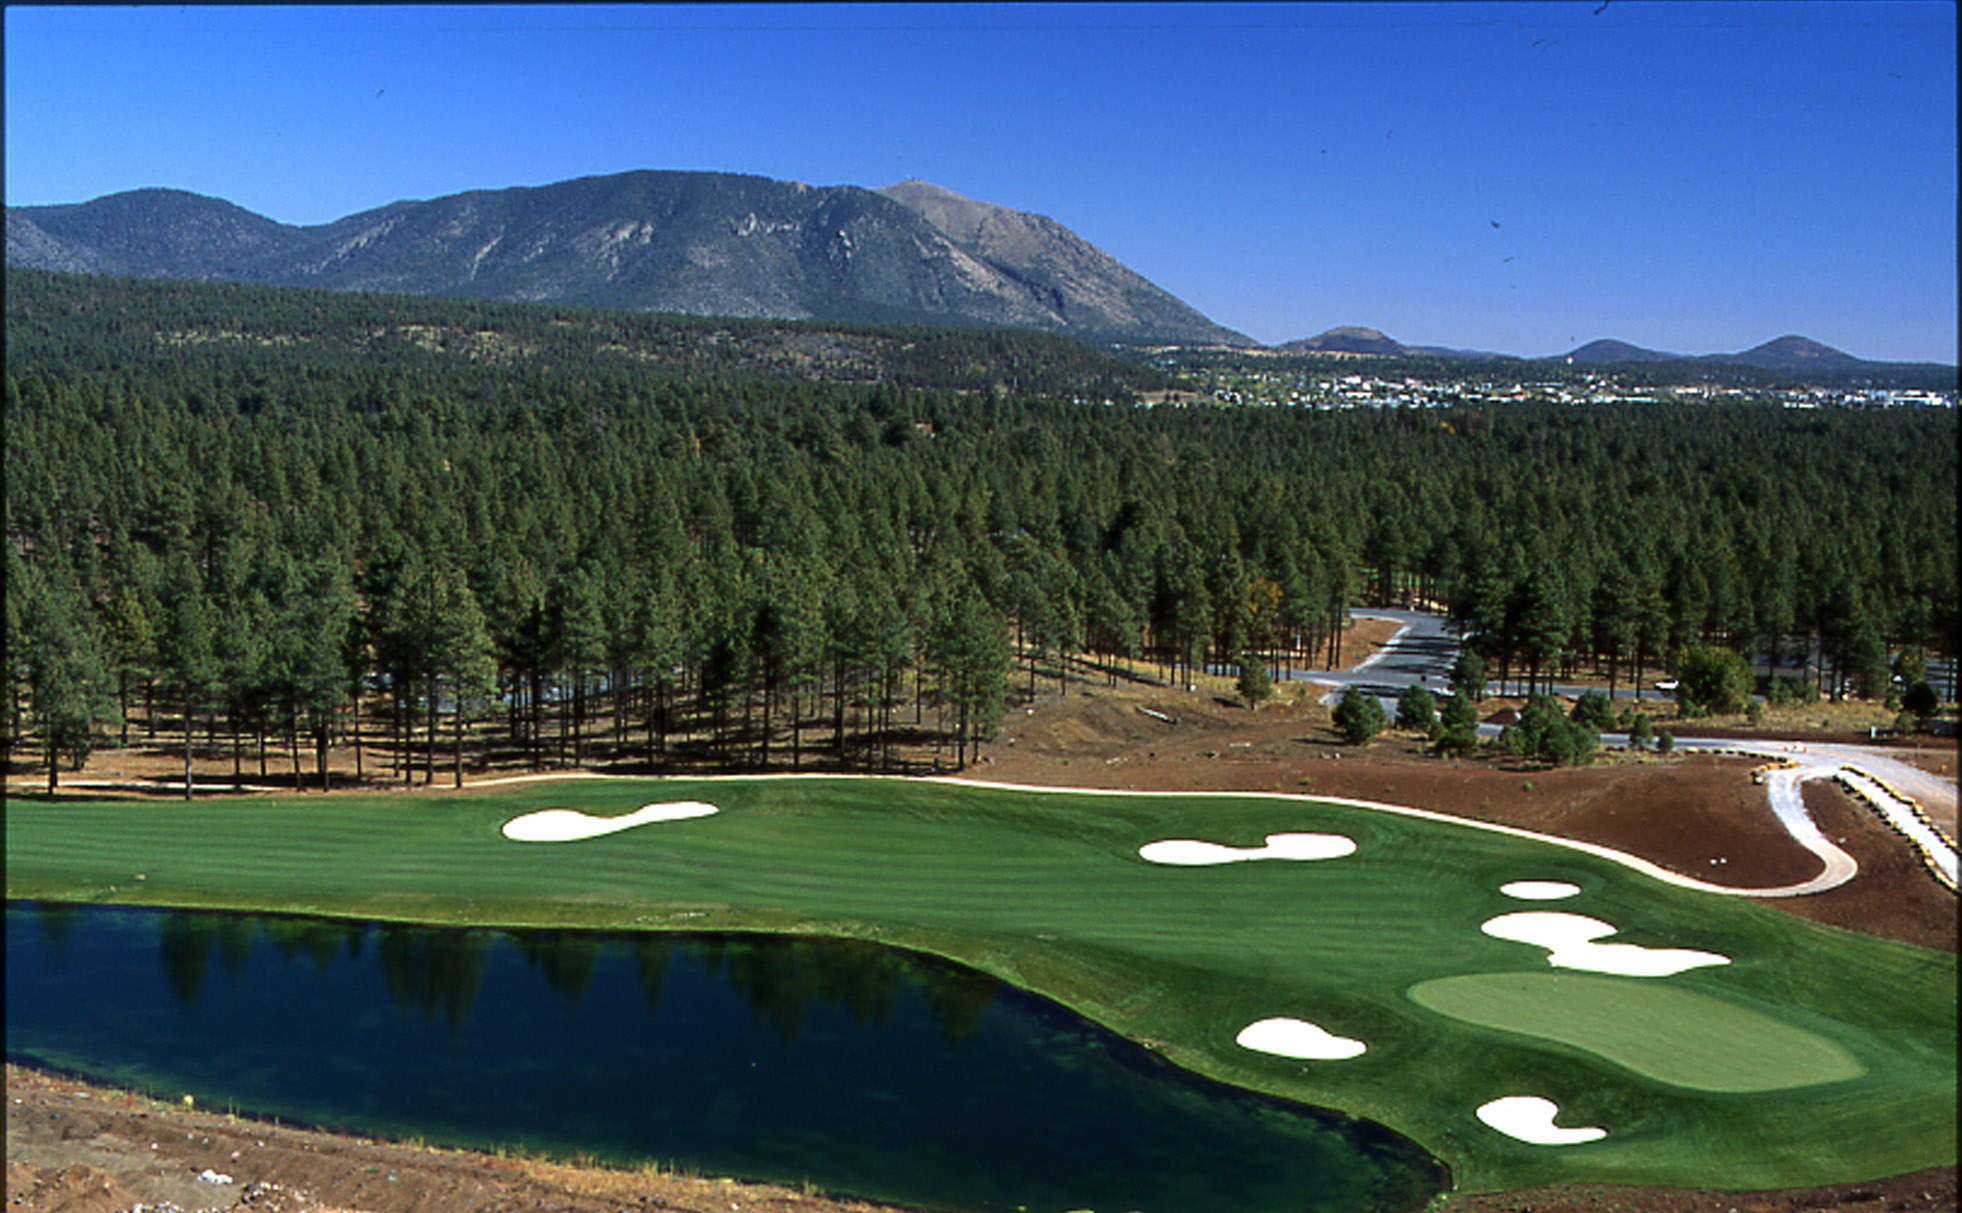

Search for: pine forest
xmin=7 ymin=269 xmax=1956 ymax=793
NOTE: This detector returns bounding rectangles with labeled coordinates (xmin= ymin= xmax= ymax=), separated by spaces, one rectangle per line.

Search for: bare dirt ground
xmin=8 ymin=638 xmax=1957 ymax=1213
xmin=4 ymin=1064 xmax=901 ymax=1213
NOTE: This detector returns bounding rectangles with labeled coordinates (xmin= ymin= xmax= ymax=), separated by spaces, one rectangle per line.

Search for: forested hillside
xmin=7 ymin=271 xmax=1955 ymax=789
xmin=5 ymin=269 xmax=1171 ymax=400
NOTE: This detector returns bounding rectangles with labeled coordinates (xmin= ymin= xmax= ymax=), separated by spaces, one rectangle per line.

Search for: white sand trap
xmin=1481 ymin=911 xmax=1729 ymax=977
xmin=1476 ymin=1096 xmax=1606 ymax=1145
xmin=1138 ymin=832 xmax=1357 ymax=866
xmin=1236 ymin=1017 xmax=1367 ymax=1060
xmin=502 ymin=801 xmax=719 ymax=842
xmin=1499 ymin=880 xmax=1582 ymax=901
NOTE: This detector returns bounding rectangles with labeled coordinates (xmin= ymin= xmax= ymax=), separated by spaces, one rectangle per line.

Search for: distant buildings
xmin=1182 ymin=366 xmax=1957 ymax=411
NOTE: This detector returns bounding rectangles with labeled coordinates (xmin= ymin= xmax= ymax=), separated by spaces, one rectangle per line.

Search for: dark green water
xmin=5 ymin=902 xmax=1445 ymax=1213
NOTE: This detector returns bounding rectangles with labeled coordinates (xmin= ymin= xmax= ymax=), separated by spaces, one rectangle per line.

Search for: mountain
xmin=1555 ymin=338 xmax=1687 ymax=365
xmin=1275 ymin=326 xmax=1409 ymax=356
xmin=874 ymin=180 xmax=1248 ymax=346
xmin=1712 ymin=335 xmax=1863 ymax=372
xmin=1553 ymin=334 xmax=1911 ymax=374
xmin=1274 ymin=327 xmax=1516 ymax=360
xmin=6 ymin=188 xmax=300 ymax=279
xmin=5 ymin=171 xmax=1251 ymax=347
xmin=1554 ymin=333 xmax=1865 ymax=372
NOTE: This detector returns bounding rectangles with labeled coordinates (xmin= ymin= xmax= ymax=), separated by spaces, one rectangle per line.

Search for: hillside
xmin=1716 ymin=334 xmax=1864 ymax=371
xmin=874 ymin=180 xmax=1249 ymax=347
xmin=1557 ymin=338 xmax=1687 ymax=365
xmin=1274 ymin=326 xmax=1410 ymax=356
xmin=2 ymin=268 xmax=1175 ymax=400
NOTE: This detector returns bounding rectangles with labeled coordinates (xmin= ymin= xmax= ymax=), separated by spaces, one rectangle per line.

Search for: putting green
xmin=6 ymin=775 xmax=1954 ymax=1196
xmin=1408 ymin=972 xmax=1866 ymax=1092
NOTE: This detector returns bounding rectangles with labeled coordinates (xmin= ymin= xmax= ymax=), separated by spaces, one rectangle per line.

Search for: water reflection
xmin=30 ymin=900 xmax=79 ymax=951
xmin=260 ymin=916 xmax=363 ymax=971
xmin=689 ymin=934 xmax=998 ymax=1045
xmin=157 ymin=910 xmax=217 ymax=1006
xmin=157 ymin=910 xmax=300 ymax=1007
xmin=377 ymin=926 xmax=492 ymax=1031
xmin=8 ymin=903 xmax=1447 ymax=1213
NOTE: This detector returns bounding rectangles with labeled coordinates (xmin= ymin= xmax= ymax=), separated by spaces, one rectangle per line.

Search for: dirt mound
xmin=3 ymin=1163 xmax=134 ymax=1213
xmin=4 ymin=1066 xmax=904 ymax=1213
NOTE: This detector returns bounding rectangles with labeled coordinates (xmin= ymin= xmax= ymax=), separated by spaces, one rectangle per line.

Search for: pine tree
xmin=19 ymin=567 xmax=118 ymax=791
xmin=1235 ymin=653 xmax=1274 ymax=710
xmin=431 ymin=567 xmax=497 ymax=787
xmin=158 ymin=554 xmax=218 ymax=799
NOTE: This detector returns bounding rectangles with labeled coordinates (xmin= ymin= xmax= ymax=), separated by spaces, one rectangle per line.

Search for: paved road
xmin=1283 ymin=609 xmax=1462 ymax=705
xmin=1657 ymin=737 xmax=1958 ymax=892
xmin=1283 ymin=609 xmax=1959 ymax=894
xmin=1286 ymin=610 xmax=1669 ymax=707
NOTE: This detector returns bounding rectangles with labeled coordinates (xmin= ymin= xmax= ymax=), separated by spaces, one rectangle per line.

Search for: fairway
xmin=6 ymin=775 xmax=1955 ymax=1196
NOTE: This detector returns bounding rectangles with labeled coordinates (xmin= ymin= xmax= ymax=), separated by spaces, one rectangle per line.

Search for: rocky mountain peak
xmin=8 ymin=171 xmax=1252 ymax=347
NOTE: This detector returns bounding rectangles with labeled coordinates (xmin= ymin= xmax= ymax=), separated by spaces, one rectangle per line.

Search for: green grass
xmin=1407 ymin=973 xmax=1867 ymax=1092
xmin=6 ymin=775 xmax=1955 ymax=1195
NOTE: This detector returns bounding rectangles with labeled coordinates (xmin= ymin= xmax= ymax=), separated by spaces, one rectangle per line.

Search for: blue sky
xmin=6 ymin=2 xmax=1956 ymax=361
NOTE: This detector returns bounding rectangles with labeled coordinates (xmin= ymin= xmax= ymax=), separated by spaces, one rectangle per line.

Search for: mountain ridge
xmin=6 ymin=171 xmax=1253 ymax=347
xmin=1274 ymin=325 xmax=1944 ymax=372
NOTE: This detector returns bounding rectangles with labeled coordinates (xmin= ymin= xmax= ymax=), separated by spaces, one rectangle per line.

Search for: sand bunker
xmin=1482 ymin=911 xmax=1729 ymax=977
xmin=1499 ymin=880 xmax=1582 ymax=900
xmin=502 ymin=801 xmax=719 ymax=842
xmin=1475 ymin=1096 xmax=1607 ymax=1145
xmin=1235 ymin=1017 xmax=1367 ymax=1060
xmin=1138 ymin=833 xmax=1357 ymax=866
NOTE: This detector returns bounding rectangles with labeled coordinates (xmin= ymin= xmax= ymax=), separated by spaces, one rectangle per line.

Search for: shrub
xmin=1627 ymin=711 xmax=1654 ymax=751
xmin=1440 ymin=690 xmax=1480 ymax=734
xmin=1766 ymin=674 xmax=1819 ymax=706
xmin=1396 ymin=684 xmax=1439 ymax=735
xmin=1498 ymin=693 xmax=1598 ymax=767
xmin=1235 ymin=654 xmax=1274 ymax=710
xmin=1570 ymin=690 xmax=1615 ymax=731
xmin=1656 ymin=728 xmax=1676 ymax=754
xmin=1902 ymin=679 xmax=1939 ymax=724
xmin=1675 ymin=646 xmax=1753 ymax=716
xmin=1432 ymin=726 xmax=1480 ymax=759
xmin=1332 ymin=687 xmax=1389 ymax=746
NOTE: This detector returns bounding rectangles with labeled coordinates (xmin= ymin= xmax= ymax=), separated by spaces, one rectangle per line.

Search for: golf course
xmin=8 ymin=773 xmax=1954 ymax=1199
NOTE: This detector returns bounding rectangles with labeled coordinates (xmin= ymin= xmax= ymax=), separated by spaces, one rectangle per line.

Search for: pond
xmin=5 ymin=903 xmax=1446 ymax=1213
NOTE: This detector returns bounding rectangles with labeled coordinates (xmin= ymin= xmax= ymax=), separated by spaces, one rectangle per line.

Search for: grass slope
xmin=6 ymin=776 xmax=1954 ymax=1195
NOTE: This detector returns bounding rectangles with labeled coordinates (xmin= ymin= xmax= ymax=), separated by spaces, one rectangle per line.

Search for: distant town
xmin=1156 ymin=361 xmax=1958 ymax=412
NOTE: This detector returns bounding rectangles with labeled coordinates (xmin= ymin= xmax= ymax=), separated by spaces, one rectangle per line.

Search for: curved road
xmin=1287 ymin=610 xmax=1959 ymax=896
xmin=1659 ymin=737 xmax=1957 ymax=893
